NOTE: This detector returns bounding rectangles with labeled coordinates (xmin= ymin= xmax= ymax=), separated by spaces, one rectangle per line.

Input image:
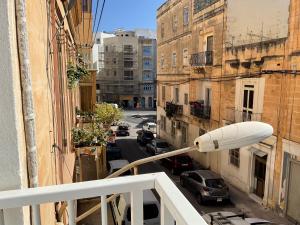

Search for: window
xmin=243 ymin=85 xmax=254 ymax=121
xmin=114 ymin=71 xmax=117 ymax=76
xmin=162 ymin=86 xmax=166 ymax=101
xmin=96 ymin=84 xmax=100 ymax=90
xmin=172 ymin=52 xmax=177 ymax=67
xmin=143 ymin=72 xmax=152 ymax=80
xmin=124 ymin=70 xmax=133 ymax=80
xmin=190 ymin=173 xmax=202 ymax=183
xmin=171 ymin=121 xmax=176 ymax=137
xmin=181 ymin=125 xmax=188 ymax=145
xmin=106 ymin=70 xmax=110 ymax=76
xmin=183 ymin=48 xmax=189 ymax=66
xmin=161 ymin=23 xmax=165 ymax=38
xmin=124 ymin=61 xmax=133 ymax=68
xmin=173 ymin=15 xmax=178 ymax=32
xmin=194 ymin=0 xmax=218 ymax=14
xmin=183 ymin=7 xmax=189 ymax=26
xmin=143 ymin=46 xmax=152 ymax=56
xmin=144 ymin=84 xmax=152 ymax=92
xmin=105 ymin=46 xmax=108 ymax=52
xmin=160 ymin=55 xmax=165 ymax=69
xmin=96 ymin=38 xmax=101 ymax=44
xmin=143 ymin=60 xmax=152 ymax=69
xmin=175 ymin=87 xmax=179 ymax=103
xmin=184 ymin=93 xmax=189 ymax=105
xmin=229 ymin=148 xmax=240 ymax=167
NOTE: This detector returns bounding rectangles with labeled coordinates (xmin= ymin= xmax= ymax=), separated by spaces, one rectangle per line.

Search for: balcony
xmin=225 ymin=107 xmax=262 ymax=123
xmin=0 ymin=173 xmax=207 ymax=225
xmin=165 ymin=102 xmax=183 ymax=117
xmin=190 ymin=51 xmax=213 ymax=67
xmin=190 ymin=101 xmax=211 ymax=120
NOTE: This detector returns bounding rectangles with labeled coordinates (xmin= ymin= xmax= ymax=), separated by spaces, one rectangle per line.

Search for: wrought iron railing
xmin=165 ymin=102 xmax=183 ymax=117
xmin=225 ymin=107 xmax=262 ymax=123
xmin=190 ymin=51 xmax=213 ymax=66
xmin=190 ymin=101 xmax=211 ymax=119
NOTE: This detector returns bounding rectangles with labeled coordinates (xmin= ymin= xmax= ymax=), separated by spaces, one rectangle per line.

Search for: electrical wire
xmin=88 ymin=0 xmax=101 ymax=45
xmin=91 ymin=0 xmax=106 ymax=47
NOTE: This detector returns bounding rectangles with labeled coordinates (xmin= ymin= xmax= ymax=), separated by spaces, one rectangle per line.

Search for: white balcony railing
xmin=0 ymin=172 xmax=207 ymax=225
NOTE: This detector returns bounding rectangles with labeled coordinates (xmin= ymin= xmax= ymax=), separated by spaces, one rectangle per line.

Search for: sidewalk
xmin=228 ymin=183 xmax=294 ymax=225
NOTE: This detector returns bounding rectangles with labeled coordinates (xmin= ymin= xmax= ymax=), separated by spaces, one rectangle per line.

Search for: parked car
xmin=111 ymin=190 xmax=160 ymax=225
xmin=106 ymin=142 xmax=122 ymax=161
xmin=136 ymin=130 xmax=154 ymax=146
xmin=107 ymin=159 xmax=131 ymax=176
xmin=143 ymin=122 xmax=157 ymax=134
xmin=145 ymin=139 xmax=172 ymax=155
xmin=202 ymin=211 xmax=280 ymax=225
xmin=161 ymin=154 xmax=193 ymax=175
xmin=180 ymin=170 xmax=230 ymax=204
xmin=116 ymin=125 xmax=130 ymax=136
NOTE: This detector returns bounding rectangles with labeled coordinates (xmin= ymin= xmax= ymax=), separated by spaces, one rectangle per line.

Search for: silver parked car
xmin=180 ymin=170 xmax=230 ymax=204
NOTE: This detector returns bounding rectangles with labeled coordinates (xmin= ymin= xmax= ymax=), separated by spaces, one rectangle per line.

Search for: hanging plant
xmin=67 ymin=62 xmax=89 ymax=88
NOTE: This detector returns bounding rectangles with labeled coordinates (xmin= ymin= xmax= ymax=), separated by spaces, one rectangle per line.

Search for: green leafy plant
xmin=94 ymin=103 xmax=123 ymax=127
xmin=67 ymin=62 xmax=89 ymax=88
xmin=72 ymin=125 xmax=108 ymax=148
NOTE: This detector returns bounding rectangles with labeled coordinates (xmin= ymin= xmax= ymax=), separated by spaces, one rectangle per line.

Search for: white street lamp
xmin=108 ymin=121 xmax=273 ymax=178
xmin=194 ymin=121 xmax=273 ymax=152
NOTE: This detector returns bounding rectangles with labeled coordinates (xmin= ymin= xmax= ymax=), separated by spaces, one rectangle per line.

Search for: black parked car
xmin=106 ymin=142 xmax=122 ymax=161
xmin=136 ymin=130 xmax=154 ymax=146
xmin=161 ymin=154 xmax=193 ymax=175
xmin=180 ymin=170 xmax=230 ymax=204
xmin=115 ymin=125 xmax=130 ymax=136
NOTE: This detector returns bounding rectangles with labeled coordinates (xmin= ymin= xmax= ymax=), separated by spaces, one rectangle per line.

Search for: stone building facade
xmin=0 ymin=0 xmax=90 ymax=224
xmin=157 ymin=0 xmax=300 ymax=222
xmin=96 ymin=30 xmax=157 ymax=109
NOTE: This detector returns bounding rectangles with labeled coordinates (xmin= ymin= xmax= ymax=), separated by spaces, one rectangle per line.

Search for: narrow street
xmin=115 ymin=110 xmax=239 ymax=215
xmin=112 ymin=110 xmax=293 ymax=225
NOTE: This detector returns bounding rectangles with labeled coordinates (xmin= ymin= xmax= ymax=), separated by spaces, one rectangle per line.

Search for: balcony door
xmin=242 ymin=85 xmax=254 ymax=121
xmin=206 ymin=36 xmax=213 ymax=52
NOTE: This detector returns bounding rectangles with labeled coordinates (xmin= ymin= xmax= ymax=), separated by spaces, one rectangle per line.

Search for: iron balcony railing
xmin=190 ymin=51 xmax=213 ymax=66
xmin=0 ymin=173 xmax=207 ymax=225
xmin=225 ymin=108 xmax=262 ymax=123
xmin=190 ymin=101 xmax=211 ymax=119
xmin=165 ymin=102 xmax=183 ymax=117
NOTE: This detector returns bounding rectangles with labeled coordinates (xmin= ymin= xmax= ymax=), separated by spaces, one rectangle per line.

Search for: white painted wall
xmin=227 ymin=0 xmax=290 ymax=46
xmin=0 ymin=0 xmax=30 ymax=224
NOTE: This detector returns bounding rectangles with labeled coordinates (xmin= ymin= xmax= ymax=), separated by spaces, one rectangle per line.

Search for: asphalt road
xmin=114 ymin=110 xmax=239 ymax=216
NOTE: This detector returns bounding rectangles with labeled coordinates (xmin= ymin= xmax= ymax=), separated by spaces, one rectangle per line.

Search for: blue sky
xmin=92 ymin=0 xmax=166 ymax=33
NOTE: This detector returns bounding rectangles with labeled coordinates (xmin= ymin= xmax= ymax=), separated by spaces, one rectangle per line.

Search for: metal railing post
xmin=67 ymin=200 xmax=75 ymax=225
xmin=101 ymin=196 xmax=108 ymax=225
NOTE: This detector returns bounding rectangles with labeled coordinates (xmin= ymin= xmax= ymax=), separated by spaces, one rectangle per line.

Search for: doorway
xmin=253 ymin=154 xmax=267 ymax=198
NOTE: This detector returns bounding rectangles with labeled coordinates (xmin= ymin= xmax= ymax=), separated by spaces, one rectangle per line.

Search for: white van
xmin=111 ymin=190 xmax=160 ymax=225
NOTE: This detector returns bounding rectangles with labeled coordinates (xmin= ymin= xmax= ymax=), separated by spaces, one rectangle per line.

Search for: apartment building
xmin=0 ymin=0 xmax=89 ymax=224
xmin=157 ymin=0 xmax=300 ymax=222
xmin=96 ymin=30 xmax=157 ymax=109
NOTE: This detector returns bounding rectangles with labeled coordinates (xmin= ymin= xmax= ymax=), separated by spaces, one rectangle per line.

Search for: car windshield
xmin=205 ymin=179 xmax=225 ymax=188
xmin=156 ymin=142 xmax=169 ymax=148
xmin=118 ymin=126 xmax=128 ymax=130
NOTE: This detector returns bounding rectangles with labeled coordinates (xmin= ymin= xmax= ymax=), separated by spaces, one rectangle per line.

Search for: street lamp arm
xmin=106 ymin=146 xmax=198 ymax=179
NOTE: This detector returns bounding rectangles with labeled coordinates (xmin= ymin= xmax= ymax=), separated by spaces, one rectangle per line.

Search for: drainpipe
xmin=15 ymin=0 xmax=41 ymax=225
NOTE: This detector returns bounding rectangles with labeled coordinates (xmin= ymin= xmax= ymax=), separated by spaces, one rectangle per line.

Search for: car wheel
xmin=180 ymin=178 xmax=185 ymax=187
xmin=196 ymin=193 xmax=204 ymax=205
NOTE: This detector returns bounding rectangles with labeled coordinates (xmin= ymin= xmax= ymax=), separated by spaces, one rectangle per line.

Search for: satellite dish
xmin=194 ymin=122 xmax=273 ymax=152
